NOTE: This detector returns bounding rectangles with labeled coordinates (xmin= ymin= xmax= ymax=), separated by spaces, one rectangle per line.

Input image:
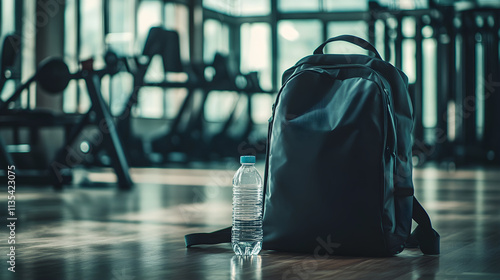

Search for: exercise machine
xmin=0 ymin=56 xmax=133 ymax=189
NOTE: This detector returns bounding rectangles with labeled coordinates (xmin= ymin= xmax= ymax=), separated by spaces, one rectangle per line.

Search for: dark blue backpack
xmin=185 ymin=35 xmax=439 ymax=256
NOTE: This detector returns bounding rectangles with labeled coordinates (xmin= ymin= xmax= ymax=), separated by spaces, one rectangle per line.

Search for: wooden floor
xmin=1 ymin=164 xmax=499 ymax=280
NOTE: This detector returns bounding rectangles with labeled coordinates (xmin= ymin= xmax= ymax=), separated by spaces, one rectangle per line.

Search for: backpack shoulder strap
xmin=185 ymin=227 xmax=231 ymax=248
xmin=406 ymin=196 xmax=440 ymax=255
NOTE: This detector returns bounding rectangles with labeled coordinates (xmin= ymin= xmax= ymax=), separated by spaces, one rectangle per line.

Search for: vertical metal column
xmin=434 ymin=6 xmax=455 ymax=161
xmin=103 ymin=0 xmax=109 ymax=37
xmin=189 ymin=0 xmax=204 ymax=63
xmin=461 ymin=10 xmax=477 ymax=161
xmin=228 ymin=22 xmax=241 ymax=75
xmin=14 ymin=0 xmax=24 ymax=107
xmin=413 ymin=16 xmax=425 ymax=148
xmin=270 ymin=0 xmax=278 ymax=89
xmin=394 ymin=15 xmax=403 ymax=70
xmin=367 ymin=5 xmax=376 ymax=46
xmin=384 ymin=18 xmax=391 ymax=63
xmin=322 ymin=20 xmax=328 ymax=45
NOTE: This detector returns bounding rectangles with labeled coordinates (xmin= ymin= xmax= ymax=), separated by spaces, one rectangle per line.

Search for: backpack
xmin=185 ymin=35 xmax=440 ymax=256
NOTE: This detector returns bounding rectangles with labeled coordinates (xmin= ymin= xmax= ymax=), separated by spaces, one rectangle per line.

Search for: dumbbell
xmin=0 ymin=57 xmax=73 ymax=111
xmin=37 ymin=57 xmax=73 ymax=93
xmin=37 ymin=53 xmax=121 ymax=93
xmin=1 ymin=52 xmax=123 ymax=110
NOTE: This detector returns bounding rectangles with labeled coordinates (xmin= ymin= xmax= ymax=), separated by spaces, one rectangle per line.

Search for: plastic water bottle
xmin=232 ymin=155 xmax=263 ymax=255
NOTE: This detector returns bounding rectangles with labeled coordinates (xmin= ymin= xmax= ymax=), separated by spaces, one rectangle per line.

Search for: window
xmin=135 ymin=1 xmax=191 ymax=119
xmin=1 ymin=0 xmax=15 ymax=36
xmin=165 ymin=3 xmax=190 ymax=61
xmin=74 ymin=0 xmax=104 ymax=113
xmin=377 ymin=0 xmax=428 ymax=9
xmin=137 ymin=1 xmax=163 ymax=51
xmin=241 ymin=23 xmax=273 ymax=124
xmin=203 ymin=0 xmax=270 ymax=16
xmin=0 ymin=0 xmax=17 ymax=103
xmin=203 ymin=0 xmax=234 ymax=14
xmin=327 ymin=21 xmax=369 ymax=54
xmin=63 ymin=0 xmax=78 ymax=113
xmin=80 ymin=0 xmax=104 ymax=61
xmin=402 ymin=17 xmax=416 ymax=84
xmin=475 ymin=40 xmax=484 ymax=141
xmin=238 ymin=0 xmax=270 ymax=16
xmin=204 ymin=91 xmax=239 ymax=122
xmin=279 ymin=0 xmax=320 ymax=12
xmin=203 ymin=19 xmax=229 ymax=64
xmin=240 ymin=23 xmax=272 ymax=91
xmin=106 ymin=0 xmax=135 ymax=116
xmin=324 ymin=0 xmax=367 ymax=11
xmin=422 ymin=32 xmax=437 ymax=138
xmin=108 ymin=0 xmax=135 ymax=55
xmin=278 ymin=20 xmax=322 ymax=83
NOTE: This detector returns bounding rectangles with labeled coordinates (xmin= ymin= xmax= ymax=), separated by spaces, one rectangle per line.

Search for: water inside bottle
xmin=232 ymin=182 xmax=263 ymax=256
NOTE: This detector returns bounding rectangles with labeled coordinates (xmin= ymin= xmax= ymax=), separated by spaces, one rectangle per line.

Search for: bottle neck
xmin=241 ymin=163 xmax=255 ymax=166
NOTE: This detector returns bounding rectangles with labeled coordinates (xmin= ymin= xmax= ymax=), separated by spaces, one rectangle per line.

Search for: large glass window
xmin=80 ymin=0 xmax=104 ymax=61
xmin=136 ymin=2 xmax=163 ymax=118
xmin=1 ymin=0 xmax=15 ymax=37
xmin=240 ymin=23 xmax=272 ymax=91
xmin=422 ymin=34 xmax=437 ymax=131
xmin=63 ymin=0 xmax=78 ymax=113
xmin=324 ymin=0 xmax=368 ymax=11
xmin=204 ymin=91 xmax=239 ymax=122
xmin=203 ymin=19 xmax=230 ymax=64
xmin=203 ymin=0 xmax=234 ymax=14
xmin=165 ymin=3 xmax=190 ymax=61
xmin=327 ymin=21 xmax=368 ymax=54
xmin=279 ymin=0 xmax=320 ymax=12
xmin=73 ymin=0 xmax=104 ymax=113
xmin=241 ymin=22 xmax=273 ymax=124
xmin=203 ymin=0 xmax=270 ymax=16
xmin=135 ymin=1 xmax=191 ymax=119
xmin=475 ymin=40 xmax=484 ymax=141
xmin=0 ymin=0 xmax=17 ymax=104
xmin=278 ymin=20 xmax=322 ymax=83
xmin=163 ymin=4 xmax=190 ymax=119
xmin=237 ymin=0 xmax=270 ymax=16
xmin=378 ymin=0 xmax=428 ymax=9
xmin=108 ymin=0 xmax=135 ymax=55
xmin=137 ymin=1 xmax=163 ymax=50
xmin=477 ymin=0 xmax=500 ymax=6
xmin=402 ymin=17 xmax=416 ymax=84
xmin=22 ymin=0 xmax=36 ymax=109
xmin=105 ymin=0 xmax=135 ymax=116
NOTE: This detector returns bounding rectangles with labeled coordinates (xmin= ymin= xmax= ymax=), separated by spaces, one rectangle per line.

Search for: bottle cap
xmin=240 ymin=155 xmax=256 ymax=164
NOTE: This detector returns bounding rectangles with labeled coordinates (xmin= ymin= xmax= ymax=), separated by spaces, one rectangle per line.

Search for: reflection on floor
xmin=0 ymin=164 xmax=499 ymax=279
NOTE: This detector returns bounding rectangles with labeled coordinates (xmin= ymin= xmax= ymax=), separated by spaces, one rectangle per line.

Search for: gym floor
xmin=1 ymin=164 xmax=499 ymax=280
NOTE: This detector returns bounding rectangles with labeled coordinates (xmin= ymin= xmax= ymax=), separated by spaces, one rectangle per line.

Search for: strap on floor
xmin=185 ymin=198 xmax=440 ymax=255
xmin=406 ymin=197 xmax=440 ymax=255
xmin=185 ymin=227 xmax=231 ymax=248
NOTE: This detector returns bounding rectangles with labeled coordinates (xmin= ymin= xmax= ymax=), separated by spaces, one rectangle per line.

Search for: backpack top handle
xmin=313 ymin=35 xmax=382 ymax=60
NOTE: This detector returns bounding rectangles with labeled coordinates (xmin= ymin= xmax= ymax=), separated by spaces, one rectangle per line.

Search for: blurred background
xmin=1 ymin=0 xmax=500 ymax=188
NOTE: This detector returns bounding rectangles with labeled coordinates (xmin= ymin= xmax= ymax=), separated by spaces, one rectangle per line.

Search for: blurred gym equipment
xmin=0 ymin=54 xmax=133 ymax=189
xmin=0 ymin=35 xmax=22 ymax=172
xmin=369 ymin=3 xmax=500 ymax=166
xmin=150 ymin=52 xmax=271 ymax=161
xmin=207 ymin=56 xmax=272 ymax=158
xmin=112 ymin=27 xmax=271 ymax=163
xmin=112 ymin=27 xmax=203 ymax=165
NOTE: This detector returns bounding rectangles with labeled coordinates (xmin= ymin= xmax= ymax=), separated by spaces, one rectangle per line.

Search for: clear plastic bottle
xmin=232 ymin=155 xmax=263 ymax=256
